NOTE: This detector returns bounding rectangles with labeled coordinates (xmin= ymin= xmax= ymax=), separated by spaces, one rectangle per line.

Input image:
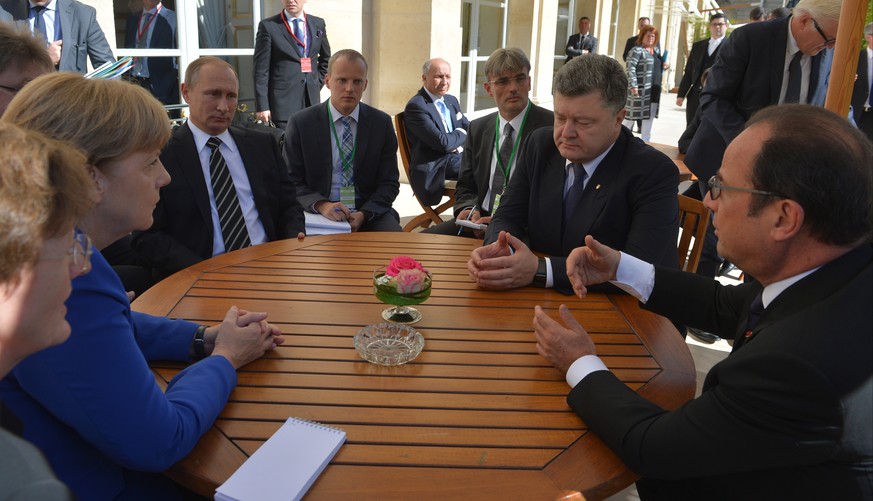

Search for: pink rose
xmin=386 ymin=255 xmax=426 ymax=277
xmin=395 ymin=268 xmax=427 ymax=294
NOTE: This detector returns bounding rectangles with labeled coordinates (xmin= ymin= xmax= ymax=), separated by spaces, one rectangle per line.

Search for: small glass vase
xmin=373 ymin=266 xmax=432 ymax=324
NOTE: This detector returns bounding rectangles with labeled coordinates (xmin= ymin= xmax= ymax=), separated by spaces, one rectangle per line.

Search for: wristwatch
xmin=532 ymin=257 xmax=547 ymax=288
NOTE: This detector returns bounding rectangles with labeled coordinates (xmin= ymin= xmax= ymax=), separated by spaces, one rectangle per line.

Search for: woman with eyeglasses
xmin=0 ymin=124 xmax=95 ymax=499
xmin=0 ymin=73 xmax=285 ymax=499
xmin=623 ymin=25 xmax=661 ymax=142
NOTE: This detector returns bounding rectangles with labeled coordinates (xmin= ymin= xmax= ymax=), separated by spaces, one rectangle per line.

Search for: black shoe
xmin=718 ymin=261 xmax=739 ymax=277
xmin=687 ymin=327 xmax=720 ymax=344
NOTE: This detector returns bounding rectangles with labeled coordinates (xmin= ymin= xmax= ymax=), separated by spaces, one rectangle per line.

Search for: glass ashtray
xmin=354 ymin=323 xmax=424 ymax=366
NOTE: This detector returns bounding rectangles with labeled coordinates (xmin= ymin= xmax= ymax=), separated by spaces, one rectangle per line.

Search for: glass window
xmin=196 ymin=0 xmax=254 ymax=49
xmin=460 ymin=0 xmax=506 ymax=113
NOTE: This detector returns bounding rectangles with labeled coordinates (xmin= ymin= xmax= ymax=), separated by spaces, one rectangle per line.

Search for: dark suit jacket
xmin=253 ymin=12 xmax=330 ymax=124
xmin=47 ymin=0 xmax=114 ymax=73
xmin=571 ymin=244 xmax=873 ymax=500
xmin=685 ymin=16 xmax=827 ymax=181
xmin=404 ymin=88 xmax=470 ymax=206
xmin=124 ymin=7 xmax=178 ymax=105
xmin=283 ymin=101 xmax=400 ymax=220
xmin=677 ymin=37 xmax=722 ymax=122
xmin=453 ymin=104 xmax=553 ymax=218
xmin=485 ymin=126 xmax=679 ymax=293
xmin=623 ymin=35 xmax=637 ymax=61
xmin=566 ymin=33 xmax=597 ymax=59
xmin=133 ymin=123 xmax=305 ymax=277
xmin=851 ymin=49 xmax=870 ymax=126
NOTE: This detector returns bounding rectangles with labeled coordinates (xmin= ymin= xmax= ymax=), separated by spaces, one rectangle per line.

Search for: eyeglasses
xmin=811 ymin=18 xmax=836 ymax=47
xmin=707 ymin=176 xmax=778 ymax=200
xmin=43 ymin=230 xmax=93 ymax=277
xmin=488 ymin=74 xmax=528 ymax=88
xmin=710 ymin=22 xmax=727 ymax=27
xmin=0 ymin=83 xmax=23 ymax=95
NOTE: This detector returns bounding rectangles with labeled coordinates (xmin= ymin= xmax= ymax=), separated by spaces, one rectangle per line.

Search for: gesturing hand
xmin=468 ymin=231 xmax=538 ymax=289
xmin=532 ymin=305 xmax=596 ymax=373
xmin=566 ymin=235 xmax=621 ymax=298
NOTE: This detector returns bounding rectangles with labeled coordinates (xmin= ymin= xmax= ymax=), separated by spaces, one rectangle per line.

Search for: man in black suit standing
xmin=424 ymin=48 xmax=552 ymax=238
xmin=469 ymin=54 xmax=678 ymax=294
xmin=403 ymin=57 xmax=469 ymax=207
xmin=124 ymin=0 xmax=177 ymax=106
xmin=254 ymin=0 xmax=330 ymax=128
xmin=676 ymin=13 xmax=727 ymax=126
xmin=283 ymin=49 xmax=401 ymax=232
xmin=623 ymin=16 xmax=650 ymax=61
xmin=20 ymin=0 xmax=114 ymax=73
xmin=133 ymin=57 xmax=305 ymax=278
xmin=851 ymin=22 xmax=872 ymax=142
xmin=565 ymin=16 xmax=597 ymax=60
xmin=535 ymin=104 xmax=872 ymax=500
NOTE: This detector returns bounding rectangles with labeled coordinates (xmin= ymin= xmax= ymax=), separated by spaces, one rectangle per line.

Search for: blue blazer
xmin=404 ymin=88 xmax=470 ymax=205
xmin=0 ymin=250 xmax=237 ymax=499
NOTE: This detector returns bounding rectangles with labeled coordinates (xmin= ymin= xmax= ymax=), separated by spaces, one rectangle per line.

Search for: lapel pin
xmin=595 ymin=184 xmax=601 ymax=190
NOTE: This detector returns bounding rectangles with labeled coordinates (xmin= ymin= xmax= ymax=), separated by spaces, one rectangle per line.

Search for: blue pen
xmin=458 ymin=205 xmax=478 ymax=235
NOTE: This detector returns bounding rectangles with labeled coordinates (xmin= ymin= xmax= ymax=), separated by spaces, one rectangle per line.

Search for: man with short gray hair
xmin=469 ymin=54 xmax=678 ymax=294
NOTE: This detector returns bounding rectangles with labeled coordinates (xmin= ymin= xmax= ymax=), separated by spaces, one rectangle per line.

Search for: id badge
xmin=300 ymin=57 xmax=312 ymax=73
xmin=340 ymin=186 xmax=356 ymax=210
xmin=492 ymin=192 xmax=502 ymax=214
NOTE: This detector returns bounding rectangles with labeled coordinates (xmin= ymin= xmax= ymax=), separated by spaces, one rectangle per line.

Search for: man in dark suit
xmin=424 ymin=48 xmax=552 ymax=238
xmin=403 ymin=57 xmax=469 ymax=207
xmin=254 ymin=0 xmax=331 ymax=128
xmin=535 ymin=104 xmax=872 ymax=500
xmin=469 ymin=55 xmax=678 ymax=294
xmin=124 ymin=0 xmax=177 ymax=106
xmin=133 ymin=57 xmax=305 ymax=278
xmin=283 ymin=49 xmax=401 ymax=232
xmin=676 ymin=13 xmax=727 ymax=126
xmin=622 ymin=16 xmax=650 ymax=62
xmin=18 ymin=0 xmax=114 ymax=73
xmin=851 ymin=22 xmax=872 ymax=141
xmin=565 ymin=16 xmax=597 ymax=60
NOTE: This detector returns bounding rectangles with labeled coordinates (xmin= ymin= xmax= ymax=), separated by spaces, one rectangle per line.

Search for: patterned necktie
xmin=340 ymin=117 xmax=354 ymax=187
xmin=436 ymin=99 xmax=453 ymax=132
xmin=206 ymin=137 xmax=251 ymax=253
xmin=489 ymin=122 xmax=513 ymax=209
xmin=563 ymin=163 xmax=587 ymax=222
xmin=293 ymin=18 xmax=305 ymax=57
xmin=784 ymin=51 xmax=803 ymax=104
xmin=33 ymin=6 xmax=48 ymax=44
xmin=133 ymin=11 xmax=154 ymax=76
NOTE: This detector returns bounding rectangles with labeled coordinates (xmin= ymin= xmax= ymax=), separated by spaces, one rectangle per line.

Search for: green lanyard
xmin=493 ymin=102 xmax=531 ymax=189
xmin=327 ymin=106 xmax=357 ymax=176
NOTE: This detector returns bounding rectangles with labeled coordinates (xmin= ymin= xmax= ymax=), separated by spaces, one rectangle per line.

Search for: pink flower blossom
xmin=395 ymin=268 xmax=428 ymax=294
xmin=386 ymin=255 xmax=426 ymax=277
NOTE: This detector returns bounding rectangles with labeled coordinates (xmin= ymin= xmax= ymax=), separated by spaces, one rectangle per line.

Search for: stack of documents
xmin=84 ymin=56 xmax=134 ymax=80
xmin=215 ymin=417 xmax=346 ymax=501
xmin=304 ymin=212 xmax=351 ymax=235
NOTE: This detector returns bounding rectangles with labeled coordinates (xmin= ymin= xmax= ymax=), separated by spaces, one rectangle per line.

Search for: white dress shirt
xmin=780 ymin=24 xmax=812 ymax=104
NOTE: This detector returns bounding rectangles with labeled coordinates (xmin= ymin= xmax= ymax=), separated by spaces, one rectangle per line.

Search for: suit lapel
xmin=562 ymin=130 xmax=626 ymax=251
xmin=317 ymin=103 xmax=335 ymax=195
xmin=770 ymin=18 xmax=790 ymax=102
xmin=353 ymin=103 xmax=371 ymax=183
xmin=175 ymin=124 xmax=214 ymax=231
xmin=274 ymin=13 xmax=301 ymax=61
xmin=479 ymin=115 xmax=497 ymax=202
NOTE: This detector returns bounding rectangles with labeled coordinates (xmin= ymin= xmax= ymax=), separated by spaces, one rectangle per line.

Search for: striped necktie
xmin=339 ymin=117 xmax=354 ymax=187
xmin=207 ymin=137 xmax=251 ymax=253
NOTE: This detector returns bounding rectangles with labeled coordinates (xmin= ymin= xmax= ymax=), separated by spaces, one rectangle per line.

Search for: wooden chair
xmin=677 ymin=194 xmax=710 ymax=273
xmin=394 ymin=111 xmax=457 ymax=231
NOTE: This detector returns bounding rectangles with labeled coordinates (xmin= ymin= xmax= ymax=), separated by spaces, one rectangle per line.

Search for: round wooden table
xmin=135 ymin=233 xmax=695 ymax=500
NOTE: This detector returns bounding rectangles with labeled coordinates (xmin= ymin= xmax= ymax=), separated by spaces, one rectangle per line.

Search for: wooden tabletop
xmin=134 ymin=233 xmax=695 ymax=501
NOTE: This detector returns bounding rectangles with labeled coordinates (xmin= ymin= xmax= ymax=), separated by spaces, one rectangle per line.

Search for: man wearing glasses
xmin=535 ymin=104 xmax=872 ymax=499
xmin=676 ymin=13 xmax=728 ymax=126
xmin=682 ymin=0 xmax=840 ymax=339
xmin=0 ymin=23 xmax=54 ymax=116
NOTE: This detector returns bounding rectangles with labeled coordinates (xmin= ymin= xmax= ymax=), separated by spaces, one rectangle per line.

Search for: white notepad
xmin=214 ymin=417 xmax=346 ymax=501
xmin=304 ymin=212 xmax=351 ymax=235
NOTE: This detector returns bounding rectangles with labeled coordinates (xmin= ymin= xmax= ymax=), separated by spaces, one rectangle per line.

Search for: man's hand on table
xmin=566 ymin=235 xmax=621 ymax=298
xmin=533 ymin=304 xmax=596 ymax=373
xmin=206 ymin=306 xmax=284 ymax=369
xmin=468 ymin=231 xmax=538 ymax=289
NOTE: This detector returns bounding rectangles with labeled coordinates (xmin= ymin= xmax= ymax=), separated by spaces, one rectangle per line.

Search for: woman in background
xmin=1 ymin=73 xmax=284 ymax=499
xmin=0 ymin=124 xmax=95 ymax=499
xmin=623 ymin=25 xmax=660 ymax=142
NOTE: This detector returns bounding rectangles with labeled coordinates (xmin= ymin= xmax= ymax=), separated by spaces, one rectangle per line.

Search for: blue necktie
xmin=563 ymin=163 xmax=587 ymax=222
xmin=33 ymin=6 xmax=48 ymax=44
xmin=293 ymin=18 xmax=305 ymax=57
xmin=436 ymin=99 xmax=453 ymax=132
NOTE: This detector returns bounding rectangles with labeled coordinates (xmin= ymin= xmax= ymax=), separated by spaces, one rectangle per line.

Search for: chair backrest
xmin=394 ymin=111 xmax=413 ymax=181
xmin=677 ymin=194 xmax=710 ymax=273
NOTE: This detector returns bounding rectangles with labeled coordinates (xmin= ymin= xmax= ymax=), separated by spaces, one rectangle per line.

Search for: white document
xmin=214 ymin=417 xmax=346 ymax=501
xmin=304 ymin=212 xmax=351 ymax=235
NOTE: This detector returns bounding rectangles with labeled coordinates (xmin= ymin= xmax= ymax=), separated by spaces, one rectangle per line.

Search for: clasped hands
xmin=316 ymin=201 xmax=365 ymax=231
xmin=204 ymin=306 xmax=285 ymax=369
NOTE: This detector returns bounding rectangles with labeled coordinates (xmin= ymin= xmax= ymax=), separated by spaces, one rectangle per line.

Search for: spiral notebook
xmin=214 ymin=417 xmax=346 ymax=501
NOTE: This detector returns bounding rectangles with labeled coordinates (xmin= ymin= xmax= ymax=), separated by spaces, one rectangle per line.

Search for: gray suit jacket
xmin=54 ymin=0 xmax=114 ymax=73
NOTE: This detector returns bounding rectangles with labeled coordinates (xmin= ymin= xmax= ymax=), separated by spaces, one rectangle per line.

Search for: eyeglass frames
xmin=487 ymin=74 xmax=528 ymax=88
xmin=707 ymin=176 xmax=778 ymax=201
xmin=811 ymin=18 xmax=836 ymax=48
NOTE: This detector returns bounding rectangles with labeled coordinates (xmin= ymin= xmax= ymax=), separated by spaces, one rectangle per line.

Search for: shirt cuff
xmin=544 ymin=257 xmax=554 ymax=289
xmin=610 ymin=251 xmax=655 ymax=303
xmin=566 ymin=355 xmax=609 ymax=388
